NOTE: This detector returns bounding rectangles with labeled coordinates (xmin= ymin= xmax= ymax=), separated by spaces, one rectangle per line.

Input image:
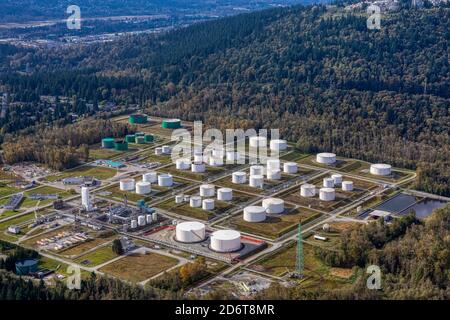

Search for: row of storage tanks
xmin=174 ymin=185 xmax=234 ymax=211
xmin=130 ymin=212 xmax=158 ymax=229
xmin=175 ymin=221 xmax=242 ymax=253
xmin=119 ymin=172 xmax=174 ymax=194
xmin=128 ymin=115 xmax=182 ymax=130
xmin=299 ymin=174 xmax=353 ymax=202
xmin=316 ymin=153 xmax=392 ymax=176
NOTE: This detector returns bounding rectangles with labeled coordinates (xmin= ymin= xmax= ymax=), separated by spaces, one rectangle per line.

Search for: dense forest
xmin=0 ymin=5 xmax=449 ymax=195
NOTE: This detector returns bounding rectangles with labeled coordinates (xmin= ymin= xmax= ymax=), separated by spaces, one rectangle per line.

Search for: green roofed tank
xmin=15 ymin=259 xmax=38 ymax=275
xmin=135 ymin=136 xmax=145 ymax=144
xmin=144 ymin=134 xmax=154 ymax=142
xmin=102 ymin=137 xmax=115 ymax=149
xmin=129 ymin=114 xmax=148 ymax=124
xmin=161 ymin=119 xmax=181 ymax=129
xmin=125 ymin=135 xmax=136 ymax=143
xmin=114 ymin=140 xmax=128 ymax=151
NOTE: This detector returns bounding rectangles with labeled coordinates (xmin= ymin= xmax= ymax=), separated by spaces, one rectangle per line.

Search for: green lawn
xmin=74 ymin=245 xmax=118 ymax=267
xmin=45 ymin=165 xmax=118 ymax=182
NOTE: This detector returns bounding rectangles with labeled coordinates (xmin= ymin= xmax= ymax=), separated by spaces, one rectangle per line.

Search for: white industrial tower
xmin=81 ymin=187 xmax=92 ymax=211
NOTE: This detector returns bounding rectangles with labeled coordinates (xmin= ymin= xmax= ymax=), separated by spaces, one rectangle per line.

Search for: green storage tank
xmin=114 ymin=140 xmax=128 ymax=151
xmin=161 ymin=119 xmax=181 ymax=129
xmin=144 ymin=134 xmax=154 ymax=142
xmin=135 ymin=132 xmax=145 ymax=137
xmin=135 ymin=136 xmax=145 ymax=144
xmin=15 ymin=259 xmax=38 ymax=275
xmin=129 ymin=114 xmax=148 ymax=124
xmin=125 ymin=134 xmax=136 ymax=143
xmin=102 ymin=137 xmax=115 ymax=149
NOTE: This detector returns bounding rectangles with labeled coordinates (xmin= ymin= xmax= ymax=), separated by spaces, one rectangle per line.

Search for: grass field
xmin=89 ymin=148 xmax=124 ymax=160
xmin=159 ymin=164 xmax=225 ymax=181
xmin=45 ymin=165 xmax=118 ymax=182
xmin=0 ymin=212 xmax=35 ymax=241
xmin=0 ymin=183 xmax=20 ymax=198
xmin=75 ymin=244 xmax=118 ymax=267
xmin=99 ymin=252 xmax=179 ymax=282
xmin=280 ymin=150 xmax=310 ymax=162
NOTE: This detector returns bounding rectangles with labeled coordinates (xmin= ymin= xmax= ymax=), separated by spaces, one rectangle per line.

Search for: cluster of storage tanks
xmin=175 ymin=221 xmax=242 ymax=253
xmin=248 ymin=137 xmax=288 ymax=152
xmin=316 ymin=152 xmax=392 ymax=176
xmin=174 ymin=184 xmax=233 ymax=212
xmin=299 ymin=174 xmax=355 ymax=202
xmin=130 ymin=211 xmax=158 ymax=229
xmin=119 ymin=173 xmax=174 ymax=194
xmin=155 ymin=145 xmax=172 ymax=156
xmin=242 ymin=197 xmax=285 ymax=223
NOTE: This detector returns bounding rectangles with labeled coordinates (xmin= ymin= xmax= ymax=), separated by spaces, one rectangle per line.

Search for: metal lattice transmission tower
xmin=295 ymin=223 xmax=304 ymax=277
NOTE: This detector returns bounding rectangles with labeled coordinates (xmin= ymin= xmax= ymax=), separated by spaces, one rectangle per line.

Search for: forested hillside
xmin=0 ymin=5 xmax=449 ymax=194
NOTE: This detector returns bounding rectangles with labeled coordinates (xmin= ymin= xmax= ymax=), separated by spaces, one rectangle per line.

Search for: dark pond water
xmin=374 ymin=193 xmax=418 ymax=213
xmin=399 ymin=199 xmax=448 ymax=219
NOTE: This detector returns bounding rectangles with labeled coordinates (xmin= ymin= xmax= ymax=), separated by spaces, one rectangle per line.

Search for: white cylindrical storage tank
xmin=176 ymin=158 xmax=191 ymax=170
xmin=319 ymin=188 xmax=336 ymax=201
xmin=370 ymin=164 xmax=392 ymax=176
xmin=209 ymin=156 xmax=223 ymax=167
xmin=210 ymin=230 xmax=241 ymax=253
xmin=130 ymin=220 xmax=137 ymax=229
xmin=232 ymin=172 xmax=246 ymax=184
xmin=190 ymin=196 xmax=202 ymax=208
xmin=155 ymin=147 xmax=163 ymax=155
xmin=283 ymin=162 xmax=298 ymax=174
xmin=138 ymin=215 xmax=146 ymax=227
xmin=250 ymin=165 xmax=265 ymax=176
xmin=212 ymin=149 xmax=224 ymax=158
xmin=342 ymin=181 xmax=354 ymax=191
xmin=158 ymin=174 xmax=173 ymax=187
xmin=162 ymin=145 xmax=171 ymax=154
xmin=175 ymin=194 xmax=184 ymax=204
xmin=152 ymin=212 xmax=158 ymax=222
xmin=300 ymin=184 xmax=316 ymax=197
xmin=316 ymin=153 xmax=336 ymax=164
xmin=266 ymin=169 xmax=281 ymax=180
xmin=217 ymin=188 xmax=233 ymax=201
xmin=331 ymin=174 xmax=343 ymax=185
xmin=323 ymin=178 xmax=334 ymax=188
xmin=176 ymin=221 xmax=206 ymax=243
xmin=136 ymin=181 xmax=151 ymax=195
xmin=243 ymin=206 xmax=266 ymax=222
xmin=226 ymin=151 xmax=240 ymax=162
xmin=249 ymin=136 xmax=267 ymax=148
xmin=269 ymin=139 xmax=287 ymax=151
xmin=191 ymin=162 xmax=206 ymax=173
xmin=120 ymin=179 xmax=135 ymax=191
xmin=194 ymin=153 xmax=204 ymax=163
xmin=146 ymin=214 xmax=153 ymax=224
xmin=249 ymin=175 xmax=264 ymax=188
xmin=143 ymin=172 xmax=157 ymax=183
xmin=202 ymin=199 xmax=215 ymax=211
xmin=262 ymin=198 xmax=285 ymax=214
xmin=199 ymin=184 xmax=215 ymax=197
xmin=266 ymin=159 xmax=280 ymax=171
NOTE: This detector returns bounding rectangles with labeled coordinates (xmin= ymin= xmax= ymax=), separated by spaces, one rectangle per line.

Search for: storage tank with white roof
xmin=243 ymin=206 xmax=266 ymax=222
xmin=269 ymin=139 xmax=287 ymax=151
xmin=283 ymin=162 xmax=298 ymax=174
xmin=249 ymin=175 xmax=264 ymax=188
xmin=262 ymin=198 xmax=285 ymax=214
xmin=266 ymin=169 xmax=281 ymax=180
xmin=370 ymin=164 xmax=392 ymax=176
xmin=210 ymin=230 xmax=241 ymax=253
xmin=319 ymin=188 xmax=336 ymax=201
xmin=199 ymin=184 xmax=215 ymax=197
xmin=176 ymin=158 xmax=191 ymax=170
xmin=120 ymin=179 xmax=135 ymax=191
xmin=249 ymin=136 xmax=267 ymax=148
xmin=143 ymin=172 xmax=157 ymax=183
xmin=176 ymin=221 xmax=206 ymax=243
xmin=331 ymin=174 xmax=343 ymax=185
xmin=190 ymin=196 xmax=202 ymax=208
xmin=135 ymin=181 xmax=151 ymax=195
xmin=217 ymin=188 xmax=233 ymax=201
xmin=191 ymin=162 xmax=206 ymax=173
xmin=158 ymin=174 xmax=173 ymax=187
xmin=316 ymin=153 xmax=336 ymax=164
xmin=342 ymin=181 xmax=354 ymax=191
xmin=323 ymin=178 xmax=335 ymax=188
xmin=250 ymin=165 xmax=265 ymax=176
xmin=202 ymin=199 xmax=215 ymax=211
xmin=232 ymin=172 xmax=246 ymax=184
xmin=300 ymin=184 xmax=316 ymax=197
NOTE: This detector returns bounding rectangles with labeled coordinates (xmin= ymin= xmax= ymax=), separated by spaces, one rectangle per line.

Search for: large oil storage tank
xmin=331 ymin=174 xmax=343 ymax=185
xmin=129 ymin=114 xmax=148 ymax=124
xmin=266 ymin=169 xmax=281 ymax=180
xmin=323 ymin=178 xmax=335 ymax=188
xmin=144 ymin=134 xmax=154 ymax=142
xmin=114 ymin=140 xmax=128 ymax=151
xmin=249 ymin=175 xmax=264 ymax=188
xmin=300 ymin=184 xmax=316 ymax=197
xmin=342 ymin=181 xmax=354 ymax=191
xmin=190 ymin=196 xmax=202 ymax=208
xmin=370 ymin=164 xmax=392 ymax=176
xmin=176 ymin=221 xmax=206 ymax=243
xmin=138 ymin=215 xmax=146 ymax=226
xmin=136 ymin=181 xmax=151 ymax=195
xmin=210 ymin=230 xmax=241 ymax=253
xmin=161 ymin=119 xmax=181 ymax=129
xmin=262 ymin=198 xmax=285 ymax=214
xmin=319 ymin=188 xmax=336 ymax=201
xmin=283 ymin=162 xmax=298 ymax=174
xmin=175 ymin=194 xmax=184 ymax=204
xmin=316 ymin=153 xmax=336 ymax=164
xmin=249 ymin=136 xmax=267 ymax=148
xmin=199 ymin=184 xmax=215 ymax=197
xmin=202 ymin=199 xmax=215 ymax=211
xmin=243 ymin=206 xmax=266 ymax=222
xmin=120 ymin=178 xmax=135 ymax=191
xmin=125 ymin=134 xmax=136 ymax=143
xmin=158 ymin=174 xmax=173 ymax=187
xmin=266 ymin=159 xmax=280 ymax=171
xmin=217 ymin=188 xmax=233 ymax=201
xmin=269 ymin=139 xmax=287 ymax=151
xmin=143 ymin=172 xmax=157 ymax=183
xmin=250 ymin=165 xmax=265 ymax=176
xmin=232 ymin=172 xmax=246 ymax=184
xmin=102 ymin=137 xmax=115 ymax=149
xmin=191 ymin=162 xmax=206 ymax=173
xmin=176 ymin=158 xmax=191 ymax=170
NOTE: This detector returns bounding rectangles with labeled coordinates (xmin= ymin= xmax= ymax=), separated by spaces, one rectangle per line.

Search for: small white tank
xmin=130 ymin=220 xmax=138 ymax=229
xmin=175 ymin=194 xmax=184 ymax=204
xmin=323 ymin=178 xmax=335 ymax=188
xmin=300 ymin=184 xmax=316 ymax=197
xmin=267 ymin=169 xmax=281 ymax=180
xmin=370 ymin=164 xmax=392 ymax=176
xmin=176 ymin=158 xmax=191 ymax=170
xmin=199 ymin=184 xmax=215 ymax=197
xmin=154 ymin=147 xmax=163 ymax=155
xmin=191 ymin=162 xmax=206 ymax=173
xmin=135 ymin=181 xmax=151 ymax=194
xmin=249 ymin=175 xmax=264 ymax=188
xmin=250 ymin=165 xmax=265 ymax=176
xmin=316 ymin=153 xmax=336 ymax=164
xmin=190 ymin=196 xmax=202 ymax=208
xmin=331 ymin=174 xmax=343 ymax=185
xmin=143 ymin=172 xmax=157 ymax=183
xmin=138 ymin=215 xmax=146 ymax=226
xmin=162 ymin=145 xmax=172 ymax=154
xmin=120 ymin=178 xmax=135 ymax=191
xmin=266 ymin=159 xmax=280 ymax=171
xmin=209 ymin=156 xmax=223 ymax=167
xmin=243 ymin=206 xmax=266 ymax=222
xmin=217 ymin=188 xmax=233 ymax=201
xmin=283 ymin=162 xmax=298 ymax=174
xmin=226 ymin=151 xmax=240 ymax=162
xmin=262 ymin=198 xmax=285 ymax=214
xmin=249 ymin=136 xmax=267 ymax=148
xmin=342 ymin=181 xmax=354 ymax=191
xmin=146 ymin=214 xmax=153 ymax=224
xmin=158 ymin=174 xmax=173 ymax=187
xmin=319 ymin=188 xmax=336 ymax=201
xmin=232 ymin=172 xmax=246 ymax=184
xmin=202 ymin=199 xmax=215 ymax=211
xmin=152 ymin=212 xmax=158 ymax=221
xmin=269 ymin=139 xmax=287 ymax=151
